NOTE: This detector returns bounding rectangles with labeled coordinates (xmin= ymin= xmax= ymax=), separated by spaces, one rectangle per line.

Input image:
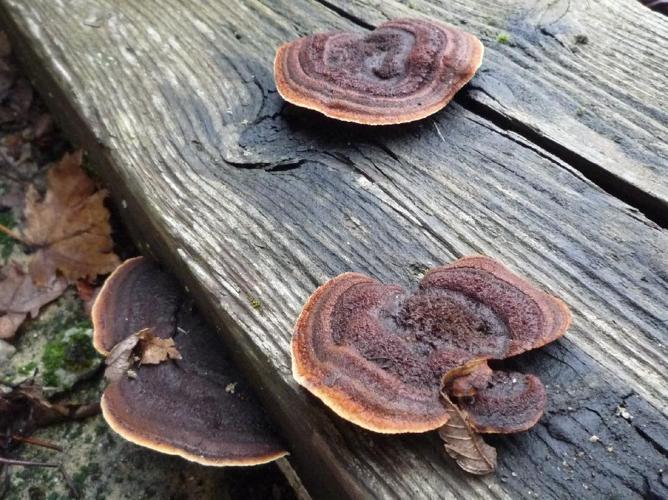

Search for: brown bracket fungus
xmin=92 ymin=257 xmax=287 ymax=466
xmin=292 ymin=255 xmax=570 ymax=471
xmin=441 ymin=359 xmax=547 ymax=434
xmin=274 ymin=18 xmax=484 ymax=125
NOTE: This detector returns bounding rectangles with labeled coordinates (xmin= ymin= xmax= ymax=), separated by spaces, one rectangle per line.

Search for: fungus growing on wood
xmin=292 ymin=256 xmax=570 ymax=437
xmin=441 ymin=359 xmax=547 ymax=433
xmin=274 ymin=18 xmax=484 ymax=125
xmin=638 ymin=0 xmax=668 ymax=15
xmin=92 ymin=257 xmax=286 ymax=466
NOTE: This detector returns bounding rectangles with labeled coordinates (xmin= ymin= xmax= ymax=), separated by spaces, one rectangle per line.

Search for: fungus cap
xmin=292 ymin=256 xmax=570 ymax=434
xmin=442 ymin=360 xmax=547 ymax=433
xmin=274 ymin=18 xmax=484 ymax=125
xmin=93 ymin=257 xmax=286 ymax=466
xmin=92 ymin=256 xmax=180 ymax=355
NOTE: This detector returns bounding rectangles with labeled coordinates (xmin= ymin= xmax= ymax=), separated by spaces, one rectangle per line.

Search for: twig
xmin=0 ymin=222 xmax=23 ymax=243
xmin=11 ymin=435 xmax=63 ymax=452
xmin=0 ymin=456 xmax=58 ymax=468
xmin=58 ymin=464 xmax=80 ymax=499
xmin=0 ymin=458 xmax=79 ymax=498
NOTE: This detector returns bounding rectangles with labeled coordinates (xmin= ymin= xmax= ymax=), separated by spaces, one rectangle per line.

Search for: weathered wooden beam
xmin=1 ymin=0 xmax=666 ymax=498
xmin=319 ymin=0 xmax=668 ymax=225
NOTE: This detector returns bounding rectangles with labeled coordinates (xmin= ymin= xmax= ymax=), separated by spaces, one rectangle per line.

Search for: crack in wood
xmin=458 ymin=93 xmax=667 ymax=229
xmin=309 ymin=0 xmax=668 ymax=230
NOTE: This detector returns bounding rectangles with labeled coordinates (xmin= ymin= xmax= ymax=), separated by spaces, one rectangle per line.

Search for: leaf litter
xmin=0 ymin=263 xmax=66 ymax=339
xmin=0 ymin=30 xmax=119 ymax=498
xmin=0 ymin=150 xmax=120 ymax=286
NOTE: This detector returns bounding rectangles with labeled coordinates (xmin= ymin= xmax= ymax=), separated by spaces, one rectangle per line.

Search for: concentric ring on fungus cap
xmin=292 ymin=256 xmax=570 ymax=434
xmin=274 ymin=18 xmax=484 ymax=125
xmin=93 ymin=257 xmax=287 ymax=466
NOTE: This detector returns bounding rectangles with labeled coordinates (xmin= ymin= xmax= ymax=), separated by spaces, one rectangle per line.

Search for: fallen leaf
xmin=27 ymin=113 xmax=54 ymax=143
xmin=0 ymin=184 xmax=23 ymax=211
xmin=0 ymin=379 xmax=100 ymax=439
xmin=137 ymin=328 xmax=182 ymax=365
xmin=0 ymin=312 xmax=26 ymax=340
xmin=104 ymin=328 xmax=181 ymax=382
xmin=104 ymin=332 xmax=140 ymax=383
xmin=0 ymin=78 xmax=32 ymax=125
xmin=0 ymin=263 xmax=66 ymax=339
xmin=438 ymin=392 xmax=497 ymax=475
xmin=17 ymin=151 xmax=120 ymax=285
xmin=0 ymin=263 xmax=67 ymax=316
xmin=75 ymin=279 xmax=100 ymax=316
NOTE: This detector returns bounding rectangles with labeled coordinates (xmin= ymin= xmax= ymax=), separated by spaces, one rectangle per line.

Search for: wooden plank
xmin=1 ymin=0 xmax=666 ymax=498
xmin=318 ymin=0 xmax=668 ymax=224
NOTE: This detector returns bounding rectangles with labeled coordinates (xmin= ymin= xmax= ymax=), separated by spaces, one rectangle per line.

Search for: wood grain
xmin=1 ymin=0 xmax=666 ymax=498
xmin=318 ymin=0 xmax=668 ymax=224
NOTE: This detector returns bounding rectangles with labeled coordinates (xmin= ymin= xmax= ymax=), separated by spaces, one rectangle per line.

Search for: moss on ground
xmin=5 ymin=410 xmax=292 ymax=499
xmin=2 ymin=293 xmax=102 ymax=394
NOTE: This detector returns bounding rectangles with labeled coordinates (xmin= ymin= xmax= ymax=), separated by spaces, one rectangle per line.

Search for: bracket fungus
xmin=292 ymin=256 xmax=570 ymax=472
xmin=92 ymin=257 xmax=286 ymax=466
xmin=274 ymin=18 xmax=484 ymax=125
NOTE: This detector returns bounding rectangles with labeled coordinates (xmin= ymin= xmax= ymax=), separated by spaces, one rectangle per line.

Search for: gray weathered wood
xmin=1 ymin=0 xmax=666 ymax=498
xmin=319 ymin=0 xmax=668 ymax=223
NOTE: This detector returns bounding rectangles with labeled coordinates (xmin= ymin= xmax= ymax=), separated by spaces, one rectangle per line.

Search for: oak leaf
xmin=19 ymin=151 xmax=120 ymax=285
xmin=0 ymin=263 xmax=66 ymax=339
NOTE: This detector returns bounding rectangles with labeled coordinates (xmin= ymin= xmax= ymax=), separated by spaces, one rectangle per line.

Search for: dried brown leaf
xmin=75 ymin=279 xmax=100 ymax=316
xmin=0 ymin=380 xmax=100 ymax=437
xmin=438 ymin=392 xmax=497 ymax=475
xmin=137 ymin=328 xmax=182 ymax=365
xmin=0 ymin=263 xmax=67 ymax=316
xmin=104 ymin=332 xmax=140 ymax=383
xmin=0 ymin=263 xmax=66 ymax=339
xmin=0 ymin=312 xmax=25 ymax=340
xmin=19 ymin=151 xmax=120 ymax=285
xmin=104 ymin=328 xmax=181 ymax=382
xmin=0 ymin=184 xmax=23 ymax=211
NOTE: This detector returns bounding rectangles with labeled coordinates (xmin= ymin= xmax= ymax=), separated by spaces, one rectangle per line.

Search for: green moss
xmin=41 ymin=326 xmax=100 ymax=387
xmin=0 ymin=211 xmax=16 ymax=261
xmin=65 ymin=422 xmax=84 ymax=440
xmin=95 ymin=421 xmax=108 ymax=436
xmin=42 ymin=338 xmax=65 ymax=386
xmin=247 ymin=294 xmax=262 ymax=312
xmin=44 ymin=492 xmax=69 ymax=500
xmin=73 ymin=462 xmax=101 ymax=491
xmin=63 ymin=331 xmax=98 ymax=370
xmin=496 ymin=32 xmax=511 ymax=44
xmin=18 ymin=361 xmax=38 ymax=375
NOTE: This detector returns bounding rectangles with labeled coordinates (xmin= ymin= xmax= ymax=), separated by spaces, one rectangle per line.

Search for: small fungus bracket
xmin=274 ymin=18 xmax=484 ymax=125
